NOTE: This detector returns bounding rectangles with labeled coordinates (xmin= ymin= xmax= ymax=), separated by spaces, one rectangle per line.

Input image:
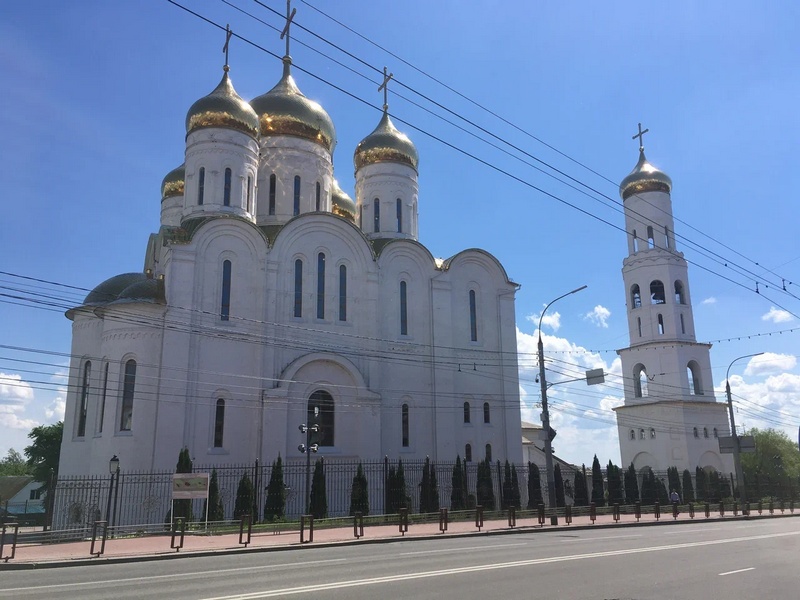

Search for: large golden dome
xmin=250 ymin=58 xmax=336 ymax=153
xmin=330 ymin=180 xmax=356 ymax=222
xmin=354 ymin=110 xmax=418 ymax=171
xmin=620 ymin=149 xmax=672 ymax=200
xmin=161 ymin=163 xmax=185 ymax=199
xmin=185 ymin=67 xmax=259 ymax=137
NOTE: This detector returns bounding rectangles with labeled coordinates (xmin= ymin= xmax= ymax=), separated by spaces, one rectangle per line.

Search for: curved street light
xmin=538 ymin=285 xmax=587 ymax=525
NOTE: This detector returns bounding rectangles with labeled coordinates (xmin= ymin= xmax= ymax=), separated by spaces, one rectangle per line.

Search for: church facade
xmin=614 ymin=134 xmax=733 ymax=476
xmin=58 ymin=48 xmax=522 ymax=476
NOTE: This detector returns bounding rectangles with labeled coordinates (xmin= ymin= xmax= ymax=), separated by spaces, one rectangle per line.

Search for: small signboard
xmin=718 ymin=436 xmax=736 ymax=453
xmin=172 ymin=473 xmax=210 ymax=500
xmin=585 ymin=369 xmax=605 ymax=386
xmin=718 ymin=436 xmax=756 ymax=454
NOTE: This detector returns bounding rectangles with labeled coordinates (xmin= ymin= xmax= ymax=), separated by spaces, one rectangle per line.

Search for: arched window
xmin=664 ymin=226 xmax=671 ymax=249
xmin=680 ymin=314 xmax=686 ymax=334
xmin=631 ymin=285 xmax=641 ymax=308
xmin=338 ymin=265 xmax=347 ymax=322
xmin=373 ymin=198 xmax=380 ymax=232
xmin=315 ymin=181 xmax=321 ymax=211
xmin=197 ymin=167 xmax=205 ymax=205
xmin=399 ymin=280 xmax=408 ymax=335
xmin=396 ymin=198 xmax=402 ymax=233
xmin=647 ymin=225 xmax=655 ymax=249
xmin=687 ymin=361 xmax=703 ymax=395
xmin=77 ymin=361 xmax=91 ymax=437
xmin=483 ymin=402 xmax=490 ymax=424
xmin=293 ymin=176 xmax=301 ymax=216
xmin=703 ymin=427 xmax=709 ymax=438
xmin=465 ymin=444 xmax=472 ymax=462
xmin=221 ymin=260 xmax=232 ymax=321
xmin=223 ymin=168 xmax=232 ymax=206
xmin=401 ymin=403 xmax=409 ymax=447
xmin=268 ymin=174 xmax=276 ymax=215
xmin=639 ymin=429 xmax=645 ymax=440
xmin=469 ymin=290 xmax=478 ymax=342
xmin=98 ymin=362 xmax=109 ymax=434
xmin=293 ymin=259 xmax=303 ymax=318
xmin=657 ymin=314 xmax=664 ymax=335
xmin=214 ymin=399 xmax=225 ymax=448
xmin=246 ymin=175 xmax=252 ymax=212
xmin=693 ymin=427 xmax=699 ymax=438
xmin=633 ymin=364 xmax=648 ymax=398
xmin=485 ymin=444 xmax=492 ymax=462
xmin=650 ymin=428 xmax=656 ymax=439
xmin=316 ymin=253 xmax=325 ymax=319
xmin=308 ymin=390 xmax=334 ymax=446
xmin=120 ymin=359 xmax=136 ymax=431
xmin=650 ymin=280 xmax=665 ymax=304
xmin=674 ymin=281 xmax=685 ymax=304
xmin=637 ymin=317 xmax=642 ymax=337
xmin=630 ymin=429 xmax=636 ymax=440
xmin=463 ymin=402 xmax=471 ymax=424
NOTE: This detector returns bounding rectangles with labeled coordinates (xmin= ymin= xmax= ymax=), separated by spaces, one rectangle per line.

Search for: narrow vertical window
xmin=647 ymin=226 xmax=655 ymax=249
xmin=120 ymin=359 xmax=136 ymax=431
xmin=359 ymin=204 xmax=363 ymax=227
xmin=657 ymin=314 xmax=664 ymax=335
xmin=246 ymin=175 xmax=252 ymax=212
xmin=680 ymin=314 xmax=686 ymax=334
xmin=637 ymin=317 xmax=642 ymax=337
xmin=315 ymin=182 xmax=321 ymax=211
xmin=223 ymin=168 xmax=232 ymax=206
xmin=650 ymin=428 xmax=656 ymax=439
xmin=465 ymin=444 xmax=472 ymax=462
xmin=640 ymin=429 xmax=645 ymax=440
xmin=630 ymin=429 xmax=635 ymax=440
xmin=396 ymin=198 xmax=402 ymax=233
xmin=703 ymin=427 xmax=709 ymax=438
xmin=485 ymin=444 xmax=492 ymax=462
xmin=317 ymin=253 xmax=326 ymax=319
xmin=463 ymin=401 xmax=471 ymax=424
xmin=399 ymin=280 xmax=408 ymax=335
xmin=632 ymin=230 xmax=638 ymax=253
xmin=483 ymin=402 xmax=490 ymax=424
xmin=713 ymin=428 xmax=718 ymax=439
xmin=308 ymin=390 xmax=334 ymax=446
xmin=373 ymin=198 xmax=380 ymax=232
xmin=294 ymin=259 xmax=303 ymax=318
xmin=631 ymin=285 xmax=641 ymax=308
xmin=338 ymin=264 xmax=347 ymax=322
xmin=77 ymin=361 xmax=91 ymax=437
xmin=469 ymin=290 xmax=478 ymax=342
xmin=221 ymin=260 xmax=232 ymax=321
xmin=198 ymin=167 xmax=205 ymax=205
xmin=293 ymin=175 xmax=301 ymax=216
xmin=664 ymin=226 xmax=671 ymax=249
xmin=214 ymin=399 xmax=225 ymax=448
xmin=268 ymin=174 xmax=276 ymax=215
xmin=401 ymin=403 xmax=409 ymax=447
xmin=693 ymin=427 xmax=699 ymax=438
xmin=98 ymin=362 xmax=109 ymax=433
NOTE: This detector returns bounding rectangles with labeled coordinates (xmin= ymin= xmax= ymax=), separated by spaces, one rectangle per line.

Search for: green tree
xmin=419 ymin=457 xmax=432 ymax=513
xmin=682 ymin=469 xmax=695 ymax=503
xmin=667 ymin=466 xmax=683 ymax=500
xmin=0 ymin=448 xmax=31 ymax=476
xmin=624 ymin=463 xmax=639 ymax=504
xmin=527 ymin=462 xmax=543 ymax=509
xmin=509 ymin=463 xmax=521 ymax=508
xmin=349 ymin=462 xmax=369 ymax=516
xmin=554 ymin=464 xmax=565 ymax=508
xmin=741 ymin=428 xmax=800 ymax=498
xmin=264 ymin=455 xmax=286 ymax=522
xmin=310 ymin=458 xmax=327 ymax=519
xmin=640 ymin=469 xmax=657 ymax=505
xmin=386 ymin=459 xmax=408 ymax=514
xmin=573 ymin=465 xmax=589 ymax=507
xmin=591 ymin=455 xmax=605 ymax=506
xmin=476 ymin=459 xmax=495 ymax=510
xmin=450 ymin=456 xmax=466 ymax=510
xmin=656 ymin=476 xmax=670 ymax=504
xmin=173 ymin=447 xmax=194 ymax=522
xmin=24 ymin=421 xmax=63 ymax=492
xmin=233 ymin=471 xmax=255 ymax=520
xmin=204 ymin=468 xmax=224 ymax=522
xmin=695 ymin=467 xmax=707 ymax=502
xmin=607 ymin=461 xmax=624 ymax=504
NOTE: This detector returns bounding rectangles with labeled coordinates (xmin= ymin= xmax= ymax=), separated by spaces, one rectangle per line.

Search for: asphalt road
xmin=3 ymin=518 xmax=799 ymax=599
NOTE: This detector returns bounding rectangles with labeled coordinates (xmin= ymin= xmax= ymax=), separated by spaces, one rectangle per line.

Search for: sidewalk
xmin=2 ymin=508 xmax=797 ymax=570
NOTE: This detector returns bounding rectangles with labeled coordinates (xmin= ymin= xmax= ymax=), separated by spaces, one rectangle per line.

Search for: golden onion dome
xmin=354 ymin=110 xmax=418 ymax=172
xmin=185 ymin=67 xmax=259 ymax=137
xmin=620 ymin=149 xmax=672 ymax=200
xmin=250 ymin=58 xmax=336 ymax=153
xmin=161 ymin=163 xmax=185 ymax=199
xmin=330 ymin=180 xmax=356 ymax=222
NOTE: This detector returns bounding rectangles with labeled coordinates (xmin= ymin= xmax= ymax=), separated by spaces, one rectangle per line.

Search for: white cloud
xmin=526 ymin=310 xmax=561 ymax=332
xmin=744 ymin=353 xmax=797 ymax=377
xmin=701 ymin=297 xmax=717 ymax=305
xmin=0 ymin=372 xmax=35 ymax=405
xmin=45 ymin=395 xmax=66 ymax=420
xmin=761 ymin=306 xmax=794 ymax=324
xmin=584 ymin=305 xmax=611 ymax=328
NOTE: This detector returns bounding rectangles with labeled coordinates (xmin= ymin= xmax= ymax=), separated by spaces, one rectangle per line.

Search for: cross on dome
xmin=280 ymin=0 xmax=297 ymax=59
xmin=223 ymin=24 xmax=233 ymax=71
xmin=378 ymin=66 xmax=394 ymax=112
xmin=632 ymin=122 xmax=649 ymax=152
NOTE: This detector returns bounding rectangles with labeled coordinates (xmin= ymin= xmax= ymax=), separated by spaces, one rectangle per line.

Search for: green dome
xmin=620 ymin=149 xmax=672 ymax=200
xmin=83 ymin=273 xmax=148 ymax=306
xmin=354 ymin=111 xmax=418 ymax=171
xmin=250 ymin=59 xmax=336 ymax=153
xmin=186 ymin=68 xmax=259 ymax=137
xmin=112 ymin=279 xmax=165 ymax=305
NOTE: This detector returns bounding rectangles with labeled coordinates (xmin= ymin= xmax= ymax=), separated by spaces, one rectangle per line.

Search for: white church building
xmin=58 ymin=36 xmax=522 ymax=476
xmin=614 ymin=132 xmax=733 ymax=476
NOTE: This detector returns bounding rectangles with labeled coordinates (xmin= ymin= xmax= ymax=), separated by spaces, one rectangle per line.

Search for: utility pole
xmin=298 ymin=421 xmax=319 ymax=515
xmin=726 ymin=352 xmax=762 ymax=514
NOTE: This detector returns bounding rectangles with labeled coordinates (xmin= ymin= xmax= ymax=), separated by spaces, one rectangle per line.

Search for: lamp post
xmin=298 ymin=423 xmax=319 ymax=515
xmin=105 ymin=455 xmax=119 ymax=530
xmin=726 ymin=352 xmax=763 ymax=512
xmin=538 ymin=285 xmax=587 ymax=525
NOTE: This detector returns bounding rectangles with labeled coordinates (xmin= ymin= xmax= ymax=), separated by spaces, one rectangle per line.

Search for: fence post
xmin=688 ymin=503 xmax=695 ymax=519
xmin=769 ymin=499 xmax=774 ymax=514
xmin=791 ymin=500 xmax=795 ymax=514
xmin=300 ymin=515 xmax=314 ymax=543
xmin=704 ymin=502 xmax=710 ymax=518
xmin=537 ymin=503 xmax=545 ymax=526
xmin=565 ymin=504 xmax=572 ymax=525
xmin=613 ymin=503 xmax=620 ymax=523
xmin=170 ymin=517 xmax=186 ymax=551
xmin=439 ymin=508 xmax=448 ymax=533
xmin=780 ymin=499 xmax=785 ymax=513
xmin=90 ymin=520 xmax=108 ymax=557
xmin=654 ymin=502 xmax=660 ymax=521
xmin=672 ymin=502 xmax=679 ymax=520
xmin=353 ymin=512 xmax=364 ymax=538
xmin=635 ymin=501 xmax=641 ymax=522
xmin=508 ymin=506 xmax=516 ymax=528
xmin=589 ymin=502 xmax=596 ymax=524
xmin=758 ymin=501 xmax=763 ymax=515
xmin=719 ymin=501 xmax=725 ymax=517
xmin=399 ymin=508 xmax=409 ymax=535
xmin=239 ymin=514 xmax=252 ymax=546
xmin=475 ymin=505 xmax=484 ymax=531
xmin=1 ymin=522 xmax=19 ymax=562
xmin=733 ymin=502 xmax=739 ymax=516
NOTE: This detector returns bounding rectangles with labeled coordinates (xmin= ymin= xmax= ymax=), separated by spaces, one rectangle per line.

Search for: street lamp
xmin=726 ymin=352 xmax=763 ymax=512
xmin=105 ymin=455 xmax=120 ymax=530
xmin=538 ymin=285 xmax=587 ymax=525
xmin=298 ymin=423 xmax=319 ymax=515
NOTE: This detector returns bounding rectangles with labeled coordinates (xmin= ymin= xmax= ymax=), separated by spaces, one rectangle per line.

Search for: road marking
xmin=560 ymin=534 xmax=641 ymax=542
xmin=199 ymin=530 xmax=800 ymax=599
xmin=660 ymin=528 xmax=708 ymax=535
xmin=719 ymin=567 xmax=755 ymax=576
xmin=398 ymin=542 xmax=527 ymax=556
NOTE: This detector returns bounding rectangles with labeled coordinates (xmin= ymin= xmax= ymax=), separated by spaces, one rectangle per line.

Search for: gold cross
xmin=632 ymin=122 xmax=649 ymax=151
xmin=223 ymin=24 xmax=233 ymax=67
xmin=378 ymin=66 xmax=394 ymax=111
xmin=280 ymin=0 xmax=297 ymax=57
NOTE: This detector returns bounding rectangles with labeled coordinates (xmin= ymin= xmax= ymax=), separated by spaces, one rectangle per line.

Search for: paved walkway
xmin=2 ymin=508 xmax=797 ymax=569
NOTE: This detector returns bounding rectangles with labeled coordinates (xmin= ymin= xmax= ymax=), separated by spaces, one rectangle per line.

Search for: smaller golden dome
xmin=354 ymin=111 xmax=418 ymax=171
xmin=161 ymin=163 xmax=185 ymax=199
xmin=186 ymin=68 xmax=259 ymax=137
xmin=330 ymin=180 xmax=356 ymax=222
xmin=620 ymin=149 xmax=672 ymax=200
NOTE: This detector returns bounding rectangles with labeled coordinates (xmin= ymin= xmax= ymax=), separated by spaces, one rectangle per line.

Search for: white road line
xmin=200 ymin=530 xmax=800 ymax=599
xmin=398 ymin=542 xmax=527 ymax=556
xmin=560 ymin=534 xmax=642 ymax=542
xmin=719 ymin=567 xmax=755 ymax=576
xmin=659 ymin=528 xmax=709 ymax=535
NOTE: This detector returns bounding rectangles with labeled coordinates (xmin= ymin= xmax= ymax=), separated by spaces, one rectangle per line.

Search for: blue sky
xmin=1 ymin=0 xmax=798 ymax=467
